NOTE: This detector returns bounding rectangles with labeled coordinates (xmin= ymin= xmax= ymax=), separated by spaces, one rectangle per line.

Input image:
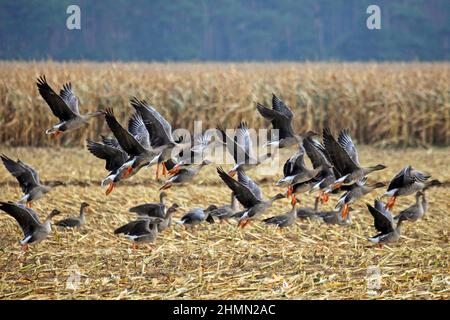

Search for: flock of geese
xmin=0 ymin=76 xmax=441 ymax=251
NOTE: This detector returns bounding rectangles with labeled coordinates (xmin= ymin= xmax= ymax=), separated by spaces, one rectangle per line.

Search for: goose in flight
xmin=366 ymin=199 xmax=403 ymax=248
xmin=1 ymin=154 xmax=64 ymax=207
xmin=0 ymin=202 xmax=60 ymax=251
xmin=36 ymin=76 xmax=102 ymax=137
xmin=217 ymin=121 xmax=272 ymax=176
xmin=256 ymin=94 xmax=316 ymax=149
xmin=382 ymin=166 xmax=440 ymax=210
xmin=322 ymin=128 xmax=386 ymax=192
xmin=217 ymin=167 xmax=285 ymax=228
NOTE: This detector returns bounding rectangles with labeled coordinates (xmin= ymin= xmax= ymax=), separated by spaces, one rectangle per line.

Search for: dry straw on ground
xmin=0 ymin=147 xmax=448 ymax=300
xmin=0 ymin=62 xmax=449 ymax=147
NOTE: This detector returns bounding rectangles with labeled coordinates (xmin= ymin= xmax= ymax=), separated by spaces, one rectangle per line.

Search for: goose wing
xmin=256 ymin=94 xmax=295 ymax=139
xmin=130 ymin=97 xmax=174 ymax=148
xmin=217 ymin=167 xmax=261 ymax=209
xmin=323 ymin=128 xmax=359 ymax=175
xmin=128 ymin=112 xmax=151 ymax=149
xmin=103 ymin=108 xmax=146 ymax=156
xmin=1 ymin=155 xmax=40 ymax=193
xmin=337 ymin=129 xmax=360 ymax=166
xmin=367 ymin=199 xmax=394 ymax=233
xmin=0 ymin=202 xmax=41 ymax=237
xmin=86 ymin=140 xmax=128 ymax=172
xmin=217 ymin=126 xmax=250 ymax=164
xmin=59 ymin=82 xmax=80 ymax=114
xmin=36 ymin=76 xmax=77 ymax=121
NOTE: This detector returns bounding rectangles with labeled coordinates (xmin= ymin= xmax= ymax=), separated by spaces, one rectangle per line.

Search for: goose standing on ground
xmin=114 ymin=217 xmax=164 ymax=249
xmin=55 ymin=202 xmax=90 ymax=228
xmin=217 ymin=167 xmax=285 ymax=228
xmin=263 ymin=199 xmax=298 ymax=230
xmin=102 ymin=108 xmax=156 ymax=194
xmin=394 ymin=192 xmax=428 ymax=223
xmin=296 ymin=197 xmax=320 ymax=219
xmin=256 ymin=94 xmax=316 ymax=149
xmin=130 ymin=97 xmax=189 ymax=180
xmin=217 ymin=122 xmax=272 ymax=176
xmin=366 ymin=199 xmax=403 ymax=247
xmin=208 ymin=193 xmax=239 ymax=224
xmin=0 ymin=202 xmax=60 ymax=251
xmin=335 ymin=178 xmax=386 ymax=220
xmin=159 ymin=160 xmax=212 ymax=190
xmin=382 ymin=166 xmax=440 ymax=210
xmin=1 ymin=154 xmax=64 ymax=207
xmin=36 ymin=76 xmax=102 ymax=137
xmin=322 ymin=128 xmax=386 ymax=193
xmin=176 ymin=205 xmax=215 ymax=227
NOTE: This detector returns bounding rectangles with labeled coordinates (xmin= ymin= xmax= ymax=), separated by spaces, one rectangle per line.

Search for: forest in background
xmin=0 ymin=0 xmax=449 ymax=61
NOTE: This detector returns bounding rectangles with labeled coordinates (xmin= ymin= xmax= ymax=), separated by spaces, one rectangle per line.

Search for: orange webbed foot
xmin=105 ymin=182 xmax=114 ymax=195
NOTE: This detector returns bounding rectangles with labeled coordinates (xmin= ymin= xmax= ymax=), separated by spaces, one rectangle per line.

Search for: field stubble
xmin=0 ymin=146 xmax=448 ymax=299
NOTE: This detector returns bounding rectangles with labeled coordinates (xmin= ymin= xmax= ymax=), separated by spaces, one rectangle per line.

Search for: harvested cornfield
xmin=0 ymin=146 xmax=448 ymax=300
xmin=0 ymin=62 xmax=449 ymax=147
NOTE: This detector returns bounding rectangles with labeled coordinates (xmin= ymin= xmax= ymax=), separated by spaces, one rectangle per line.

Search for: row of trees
xmin=0 ymin=0 xmax=448 ymax=61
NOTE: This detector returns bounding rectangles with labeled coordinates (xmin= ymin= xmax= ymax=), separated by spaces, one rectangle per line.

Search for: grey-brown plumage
xmin=367 ymin=199 xmax=402 ymax=245
xmin=1 ymin=154 xmax=64 ymax=206
xmin=0 ymin=202 xmax=60 ymax=250
xmin=114 ymin=217 xmax=164 ymax=245
xmin=159 ymin=160 xmax=211 ymax=190
xmin=55 ymin=202 xmax=90 ymax=228
xmin=217 ymin=167 xmax=285 ymax=227
xmin=314 ymin=207 xmax=352 ymax=225
xmin=176 ymin=205 xmax=216 ymax=227
xmin=263 ymin=201 xmax=298 ymax=228
xmin=383 ymin=166 xmax=440 ymax=209
xmin=296 ymin=197 xmax=320 ymax=219
xmin=36 ymin=76 xmax=102 ymax=136
xmin=322 ymin=128 xmax=386 ymax=189
xmin=208 ymin=193 xmax=239 ymax=223
xmin=394 ymin=192 xmax=428 ymax=223
xmin=129 ymin=192 xmax=168 ymax=218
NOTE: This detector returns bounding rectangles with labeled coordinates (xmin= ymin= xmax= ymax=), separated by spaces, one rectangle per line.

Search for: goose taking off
xmin=1 ymin=154 xmax=64 ymax=207
xmin=366 ymin=199 xmax=403 ymax=247
xmin=102 ymin=108 xmax=157 ymax=194
xmin=383 ymin=166 xmax=440 ymax=210
xmin=256 ymin=94 xmax=316 ymax=149
xmin=335 ymin=178 xmax=386 ymax=220
xmin=394 ymin=191 xmax=428 ymax=223
xmin=36 ymin=76 xmax=102 ymax=137
xmin=55 ymin=202 xmax=90 ymax=228
xmin=322 ymin=128 xmax=386 ymax=192
xmin=217 ymin=167 xmax=285 ymax=228
xmin=217 ymin=122 xmax=272 ymax=176
xmin=159 ymin=160 xmax=211 ymax=190
xmin=0 ymin=202 xmax=60 ymax=251
xmin=130 ymin=97 xmax=190 ymax=180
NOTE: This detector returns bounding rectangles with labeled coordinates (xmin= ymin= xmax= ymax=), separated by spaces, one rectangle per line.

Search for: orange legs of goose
xmin=21 ymin=244 xmax=29 ymax=252
xmin=51 ymin=131 xmax=62 ymax=138
xmin=159 ymin=182 xmax=173 ymax=190
xmin=238 ymin=219 xmax=251 ymax=228
xmin=341 ymin=203 xmax=350 ymax=220
xmin=162 ymin=162 xmax=168 ymax=176
xmin=291 ymin=196 xmax=298 ymax=206
xmin=156 ymin=162 xmax=160 ymax=181
xmin=26 ymin=202 xmax=32 ymax=208
xmin=105 ymin=182 xmax=114 ymax=195
xmin=385 ymin=196 xmax=397 ymax=210
xmin=168 ymin=164 xmax=181 ymax=175
xmin=318 ymin=191 xmax=329 ymax=204
xmin=132 ymin=243 xmax=138 ymax=250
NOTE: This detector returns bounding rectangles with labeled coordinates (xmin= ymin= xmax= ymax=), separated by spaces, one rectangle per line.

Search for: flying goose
xmin=102 ymin=108 xmax=157 ymax=194
xmin=1 ymin=154 xmax=64 ymax=207
xmin=0 ymin=202 xmax=60 ymax=251
xmin=394 ymin=192 xmax=428 ymax=222
xmin=36 ymin=76 xmax=102 ymax=137
xmin=383 ymin=166 xmax=440 ymax=210
xmin=217 ymin=167 xmax=285 ymax=228
xmin=55 ymin=202 xmax=90 ymax=228
xmin=130 ymin=97 xmax=190 ymax=180
xmin=256 ymin=94 xmax=315 ymax=149
xmin=159 ymin=160 xmax=212 ymax=190
xmin=366 ymin=199 xmax=403 ymax=247
xmin=322 ymin=128 xmax=386 ymax=191
xmin=217 ymin=122 xmax=272 ymax=176
xmin=335 ymin=178 xmax=386 ymax=220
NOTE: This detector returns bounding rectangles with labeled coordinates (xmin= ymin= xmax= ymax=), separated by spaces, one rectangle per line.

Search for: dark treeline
xmin=0 ymin=0 xmax=448 ymax=61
